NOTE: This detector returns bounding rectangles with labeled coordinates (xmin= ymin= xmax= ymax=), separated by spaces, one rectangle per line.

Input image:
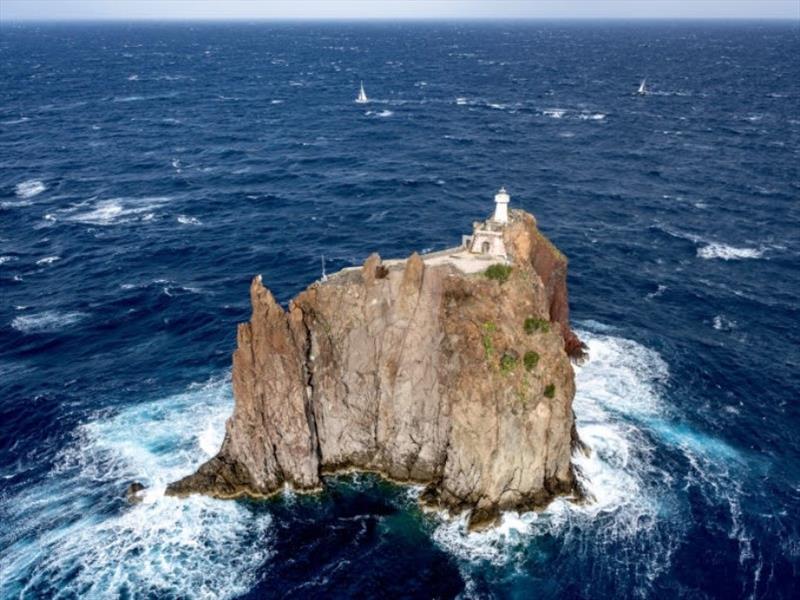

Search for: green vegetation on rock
xmin=499 ymin=352 xmax=518 ymax=375
xmin=544 ymin=383 xmax=556 ymax=398
xmin=523 ymin=351 xmax=540 ymax=371
xmin=524 ymin=316 xmax=550 ymax=334
xmin=482 ymin=322 xmax=496 ymax=360
xmin=484 ymin=264 xmax=513 ymax=283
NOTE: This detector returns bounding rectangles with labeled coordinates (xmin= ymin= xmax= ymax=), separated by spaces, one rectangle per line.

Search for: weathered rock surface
xmin=168 ymin=210 xmax=585 ymax=527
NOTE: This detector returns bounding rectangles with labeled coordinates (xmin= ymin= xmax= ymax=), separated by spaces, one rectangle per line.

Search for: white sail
xmin=638 ymin=79 xmax=647 ymax=95
xmin=356 ymin=81 xmax=368 ymax=104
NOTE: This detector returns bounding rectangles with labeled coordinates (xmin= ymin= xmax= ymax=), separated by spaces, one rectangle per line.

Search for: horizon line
xmin=2 ymin=16 xmax=799 ymax=24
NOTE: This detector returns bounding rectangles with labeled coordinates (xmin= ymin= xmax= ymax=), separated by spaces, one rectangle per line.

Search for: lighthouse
xmin=461 ymin=187 xmax=511 ymax=258
xmin=492 ymin=187 xmax=510 ymax=224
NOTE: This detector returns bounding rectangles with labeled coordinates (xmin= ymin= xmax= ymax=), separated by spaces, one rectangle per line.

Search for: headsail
xmin=637 ymin=78 xmax=647 ymax=95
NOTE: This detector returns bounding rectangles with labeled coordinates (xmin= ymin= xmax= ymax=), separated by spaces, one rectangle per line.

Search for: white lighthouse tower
xmin=492 ymin=187 xmax=510 ymax=224
xmin=461 ymin=187 xmax=511 ymax=258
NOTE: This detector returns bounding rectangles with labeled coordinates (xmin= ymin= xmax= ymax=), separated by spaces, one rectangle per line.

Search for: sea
xmin=0 ymin=21 xmax=798 ymax=599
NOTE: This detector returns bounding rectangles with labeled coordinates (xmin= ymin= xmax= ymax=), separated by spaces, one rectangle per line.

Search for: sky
xmin=1 ymin=0 xmax=798 ymax=22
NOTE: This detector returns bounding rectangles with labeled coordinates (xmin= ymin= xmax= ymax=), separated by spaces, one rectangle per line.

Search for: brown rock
xmin=167 ymin=209 xmax=585 ymax=528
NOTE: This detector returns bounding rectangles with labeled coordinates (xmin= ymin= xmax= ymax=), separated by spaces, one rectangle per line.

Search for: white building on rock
xmin=462 ymin=187 xmax=511 ymax=259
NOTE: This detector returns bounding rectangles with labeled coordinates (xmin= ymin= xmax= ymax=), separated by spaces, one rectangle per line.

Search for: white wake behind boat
xmin=356 ymin=81 xmax=369 ymax=104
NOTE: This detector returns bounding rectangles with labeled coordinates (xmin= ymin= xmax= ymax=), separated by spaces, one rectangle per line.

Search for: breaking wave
xmin=432 ymin=329 xmax=747 ymax=596
xmin=11 ymin=310 xmax=87 ymax=333
xmin=697 ymin=243 xmax=764 ymax=260
xmin=177 ymin=214 xmax=202 ymax=225
xmin=654 ymin=224 xmax=766 ymax=261
xmin=51 ymin=197 xmax=173 ymax=226
xmin=15 ymin=179 xmax=46 ymax=199
xmin=0 ymin=376 xmax=273 ymax=599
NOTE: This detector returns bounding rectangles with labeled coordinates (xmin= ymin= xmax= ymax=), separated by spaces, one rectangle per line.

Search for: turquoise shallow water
xmin=1 ymin=22 xmax=799 ymax=599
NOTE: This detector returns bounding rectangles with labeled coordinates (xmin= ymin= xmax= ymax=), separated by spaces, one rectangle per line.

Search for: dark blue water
xmin=1 ymin=22 xmax=798 ymax=599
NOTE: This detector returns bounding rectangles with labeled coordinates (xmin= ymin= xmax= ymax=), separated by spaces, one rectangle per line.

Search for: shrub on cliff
xmin=484 ymin=264 xmax=512 ymax=283
xmin=544 ymin=383 xmax=556 ymax=398
xmin=499 ymin=352 xmax=518 ymax=374
xmin=524 ymin=316 xmax=550 ymax=334
xmin=523 ymin=351 xmax=540 ymax=371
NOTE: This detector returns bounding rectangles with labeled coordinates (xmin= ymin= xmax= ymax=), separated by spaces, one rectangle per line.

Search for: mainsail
xmin=356 ymin=81 xmax=369 ymax=104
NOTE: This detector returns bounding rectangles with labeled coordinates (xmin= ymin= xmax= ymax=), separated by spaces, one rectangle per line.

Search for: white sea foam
xmin=433 ymin=333 xmax=672 ymax=572
xmin=0 ymin=375 xmax=273 ymax=599
xmin=0 ymin=255 xmax=16 ymax=265
xmin=59 ymin=196 xmax=172 ymax=226
xmin=36 ymin=255 xmax=61 ymax=266
xmin=543 ymin=108 xmax=566 ymax=118
xmin=11 ymin=310 xmax=87 ymax=333
xmin=579 ymin=112 xmax=607 ymax=121
xmin=113 ymin=95 xmax=144 ymax=102
xmin=647 ymin=284 xmax=667 ymax=299
xmin=15 ymin=179 xmax=46 ymax=198
xmin=2 ymin=199 xmax=34 ymax=209
xmin=2 ymin=116 xmax=30 ymax=125
xmin=366 ymin=109 xmax=393 ymax=117
xmin=656 ymin=224 xmax=766 ymax=261
xmin=697 ymin=243 xmax=764 ymax=260
xmin=455 ymin=97 xmax=468 ymax=105
xmin=430 ymin=330 xmax=750 ymax=596
xmin=713 ymin=315 xmax=737 ymax=331
xmin=432 ymin=329 xmax=751 ymax=594
xmin=177 ymin=215 xmax=202 ymax=225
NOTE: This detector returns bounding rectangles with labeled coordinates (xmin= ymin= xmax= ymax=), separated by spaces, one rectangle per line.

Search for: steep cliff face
xmin=168 ymin=210 xmax=584 ymax=527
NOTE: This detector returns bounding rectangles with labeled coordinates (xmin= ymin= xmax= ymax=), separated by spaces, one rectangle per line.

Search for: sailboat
xmin=637 ymin=78 xmax=647 ymax=96
xmin=356 ymin=81 xmax=369 ymax=104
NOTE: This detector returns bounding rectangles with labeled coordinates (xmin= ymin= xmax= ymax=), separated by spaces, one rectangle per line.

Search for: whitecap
xmin=127 ymin=74 xmax=139 ymax=81
xmin=1 ymin=116 xmax=30 ymax=125
xmin=543 ymin=109 xmax=566 ymax=118
xmin=15 ymin=179 xmax=46 ymax=198
xmin=11 ymin=310 xmax=87 ymax=333
xmin=365 ymin=210 xmax=388 ymax=223
xmin=646 ymin=284 xmax=667 ymax=299
xmin=2 ymin=199 xmax=33 ymax=209
xmin=712 ymin=315 xmax=737 ymax=331
xmin=113 ymin=95 xmax=144 ymax=102
xmin=0 ymin=375 xmax=273 ymax=599
xmin=61 ymin=196 xmax=172 ymax=226
xmin=697 ymin=243 xmax=764 ymax=260
xmin=455 ymin=97 xmax=468 ymax=105
xmin=579 ymin=112 xmax=607 ymax=121
xmin=365 ymin=109 xmax=393 ymax=117
xmin=177 ymin=215 xmax=202 ymax=225
xmin=0 ymin=255 xmax=16 ymax=265
xmin=36 ymin=255 xmax=61 ymax=266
